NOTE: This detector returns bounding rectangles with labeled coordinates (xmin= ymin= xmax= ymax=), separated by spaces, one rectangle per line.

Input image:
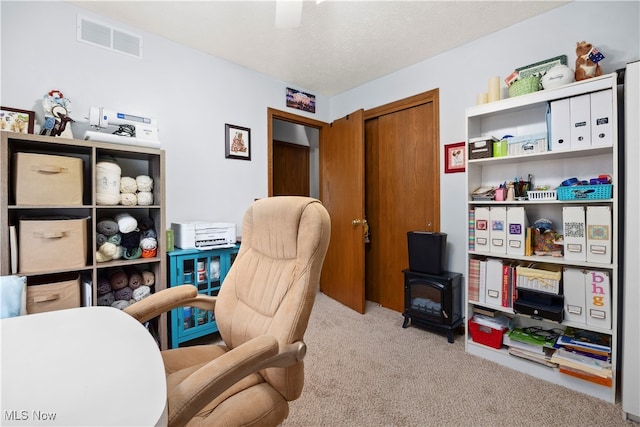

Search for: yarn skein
xmin=136 ymin=175 xmax=153 ymax=192
xmin=120 ymin=176 xmax=137 ymax=193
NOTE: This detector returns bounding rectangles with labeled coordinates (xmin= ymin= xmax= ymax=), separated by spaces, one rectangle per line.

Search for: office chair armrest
xmin=169 ymin=336 xmax=307 ymax=426
xmin=124 ymin=285 xmax=217 ymax=323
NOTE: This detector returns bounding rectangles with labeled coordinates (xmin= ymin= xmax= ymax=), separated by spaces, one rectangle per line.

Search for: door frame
xmin=267 ymin=108 xmax=327 ymax=197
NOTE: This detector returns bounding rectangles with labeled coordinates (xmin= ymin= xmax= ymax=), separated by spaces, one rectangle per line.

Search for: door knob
xmin=352 ymin=219 xmax=361 ymax=226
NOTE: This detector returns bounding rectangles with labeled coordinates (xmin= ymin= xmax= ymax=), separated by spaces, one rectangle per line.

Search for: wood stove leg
xmin=447 ymin=330 xmax=454 ymax=344
xmin=402 ymin=316 xmax=410 ymax=328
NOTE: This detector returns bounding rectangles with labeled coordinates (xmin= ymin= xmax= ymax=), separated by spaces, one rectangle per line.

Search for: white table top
xmin=0 ymin=306 xmax=167 ymax=426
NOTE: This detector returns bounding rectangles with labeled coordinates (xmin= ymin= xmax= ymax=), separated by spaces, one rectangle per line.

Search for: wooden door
xmin=365 ymin=94 xmax=440 ymax=313
xmin=272 ymin=140 xmax=309 ymax=196
xmin=319 ymin=110 xmax=366 ymax=314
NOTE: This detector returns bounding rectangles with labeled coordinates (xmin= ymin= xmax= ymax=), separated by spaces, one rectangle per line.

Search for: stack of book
xmin=505 ymin=327 xmax=558 ymax=368
xmin=551 ymin=327 xmax=612 ymax=387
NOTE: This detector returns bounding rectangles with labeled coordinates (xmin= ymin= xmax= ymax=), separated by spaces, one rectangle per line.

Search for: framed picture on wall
xmin=0 ymin=106 xmax=35 ymax=134
xmin=444 ymin=142 xmax=466 ymax=173
xmin=225 ymin=124 xmax=251 ymax=161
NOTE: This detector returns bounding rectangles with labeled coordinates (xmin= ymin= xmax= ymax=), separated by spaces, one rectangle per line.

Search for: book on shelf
xmin=478 ymin=258 xmax=487 ymax=304
xmin=558 ymin=366 xmax=613 ymax=387
xmin=555 ymin=326 xmax=612 ymax=354
xmin=508 ymin=347 xmax=558 ymax=368
xmin=553 ymin=347 xmax=612 ymax=370
xmin=9 ymin=225 xmax=18 ymax=274
xmin=468 ymin=258 xmax=480 ymax=302
xmin=472 ymin=306 xmax=500 ymax=317
xmin=468 ymin=208 xmax=475 ymax=251
xmin=508 ymin=327 xmax=558 ymax=349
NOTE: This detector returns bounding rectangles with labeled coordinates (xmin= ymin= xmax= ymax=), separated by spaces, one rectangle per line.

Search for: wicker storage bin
xmin=509 ymin=76 xmax=541 ymax=97
xmin=516 ymin=264 xmax=562 ymax=295
xmin=557 ymin=184 xmax=613 ymax=201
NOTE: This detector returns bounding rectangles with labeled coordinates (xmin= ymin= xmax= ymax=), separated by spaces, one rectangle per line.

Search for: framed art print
xmin=444 ymin=142 xmax=466 ymax=173
xmin=0 ymin=106 xmax=35 ymax=134
xmin=225 ymin=124 xmax=251 ymax=160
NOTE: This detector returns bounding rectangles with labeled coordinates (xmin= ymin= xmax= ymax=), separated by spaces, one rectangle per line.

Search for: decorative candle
xmin=477 ymin=93 xmax=488 ymax=105
xmin=488 ymin=76 xmax=501 ymax=102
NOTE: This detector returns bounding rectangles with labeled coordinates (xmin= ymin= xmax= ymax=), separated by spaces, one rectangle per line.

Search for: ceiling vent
xmin=77 ymin=15 xmax=143 ymax=59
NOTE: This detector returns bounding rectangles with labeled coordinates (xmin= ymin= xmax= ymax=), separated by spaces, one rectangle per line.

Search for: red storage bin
xmin=468 ymin=318 xmax=507 ymax=349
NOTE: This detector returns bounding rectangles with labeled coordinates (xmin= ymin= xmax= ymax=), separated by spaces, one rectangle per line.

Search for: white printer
xmin=171 ymin=222 xmax=236 ymax=250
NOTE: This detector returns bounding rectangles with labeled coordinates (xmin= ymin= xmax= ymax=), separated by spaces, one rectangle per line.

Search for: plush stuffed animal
xmin=575 ymin=41 xmax=603 ymax=81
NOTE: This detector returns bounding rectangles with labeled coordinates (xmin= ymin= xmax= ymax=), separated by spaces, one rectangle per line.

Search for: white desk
xmin=0 ymin=306 xmax=167 ymax=426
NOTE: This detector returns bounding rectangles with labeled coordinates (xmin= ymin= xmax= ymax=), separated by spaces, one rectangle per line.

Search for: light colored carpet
xmin=282 ymin=291 xmax=635 ymax=427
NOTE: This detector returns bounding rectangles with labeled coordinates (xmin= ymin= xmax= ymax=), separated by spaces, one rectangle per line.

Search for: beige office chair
xmin=125 ymin=196 xmax=331 ymax=426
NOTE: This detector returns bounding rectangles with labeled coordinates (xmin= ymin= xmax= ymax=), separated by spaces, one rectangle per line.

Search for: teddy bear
xmin=575 ymin=41 xmax=603 ymax=81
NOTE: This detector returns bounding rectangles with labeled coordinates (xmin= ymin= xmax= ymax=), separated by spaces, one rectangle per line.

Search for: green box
xmin=493 ymin=140 xmax=508 ymax=157
xmin=166 ymin=229 xmax=175 ymax=252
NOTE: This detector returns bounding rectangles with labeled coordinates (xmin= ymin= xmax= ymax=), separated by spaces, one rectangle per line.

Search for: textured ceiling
xmin=69 ymin=1 xmax=570 ymax=96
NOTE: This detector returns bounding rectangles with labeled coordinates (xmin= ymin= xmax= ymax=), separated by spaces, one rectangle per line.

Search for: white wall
xmin=0 ymin=0 xmax=329 ymax=234
xmin=2 ymin=1 xmax=639 ymax=274
xmin=330 ymin=0 xmax=640 ymax=275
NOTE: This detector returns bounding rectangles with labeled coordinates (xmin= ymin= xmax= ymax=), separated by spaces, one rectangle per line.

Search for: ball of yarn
xmin=112 ymin=245 xmax=124 ymax=260
xmin=120 ymin=176 xmax=137 ymax=193
xmin=136 ymin=175 xmax=153 ymax=192
xmin=141 ymin=228 xmax=157 ymax=239
xmin=120 ymin=193 xmax=137 ymax=206
xmin=100 ymin=242 xmax=117 ymax=257
xmin=96 ymin=161 xmax=121 ymax=206
xmin=97 ymin=219 xmax=119 ymax=236
xmin=133 ymin=285 xmax=151 ymax=301
xmin=138 ymin=217 xmax=154 ymax=231
xmin=96 ymin=233 xmax=108 ymax=247
xmin=109 ymin=269 xmax=128 ymax=290
xmin=115 ymin=213 xmax=138 ymax=233
xmin=141 ymin=271 xmax=155 ymax=286
xmin=96 ymin=193 xmax=121 ymax=205
xmin=139 ymin=237 xmax=157 ymax=250
xmin=137 ymin=191 xmax=153 ymax=206
xmin=97 ymin=292 xmax=115 ymax=306
xmin=128 ymin=272 xmax=143 ymax=290
xmin=124 ymin=246 xmax=142 ymax=260
xmin=97 ymin=276 xmax=112 ymax=295
xmin=96 ymin=250 xmax=110 ymax=263
xmin=111 ymin=300 xmax=130 ymax=310
xmin=121 ymin=230 xmax=141 ymax=250
xmin=114 ymin=286 xmax=133 ymax=301
xmin=141 ymin=247 xmax=157 ymax=258
xmin=107 ymin=233 xmax=122 ymax=245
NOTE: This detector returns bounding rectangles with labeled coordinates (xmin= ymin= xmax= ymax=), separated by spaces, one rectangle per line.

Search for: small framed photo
xmin=225 ymin=124 xmax=251 ymax=161
xmin=286 ymin=87 xmax=316 ymax=113
xmin=0 ymin=106 xmax=35 ymax=134
xmin=444 ymin=142 xmax=466 ymax=174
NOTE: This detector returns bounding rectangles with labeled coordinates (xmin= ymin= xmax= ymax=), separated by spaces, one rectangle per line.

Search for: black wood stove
xmin=402 ymin=269 xmax=463 ymax=343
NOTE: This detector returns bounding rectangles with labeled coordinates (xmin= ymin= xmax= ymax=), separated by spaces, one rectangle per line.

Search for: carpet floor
xmin=281 ymin=291 xmax=635 ymax=427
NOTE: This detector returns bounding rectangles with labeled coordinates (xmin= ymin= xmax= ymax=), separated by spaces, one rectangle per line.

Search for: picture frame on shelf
xmin=0 ymin=106 xmax=35 ymax=134
xmin=444 ymin=142 xmax=466 ymax=174
xmin=225 ymin=124 xmax=251 ymax=161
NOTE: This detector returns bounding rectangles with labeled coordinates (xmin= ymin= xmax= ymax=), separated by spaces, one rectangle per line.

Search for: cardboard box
xmin=19 ymin=217 xmax=88 ymax=273
xmin=27 ymin=274 xmax=81 ymax=314
xmin=14 ymin=152 xmax=83 ymax=205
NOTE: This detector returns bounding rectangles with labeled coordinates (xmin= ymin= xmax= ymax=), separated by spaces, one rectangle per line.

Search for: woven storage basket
xmin=509 ymin=76 xmax=541 ymax=97
xmin=556 ymin=184 xmax=612 ymax=201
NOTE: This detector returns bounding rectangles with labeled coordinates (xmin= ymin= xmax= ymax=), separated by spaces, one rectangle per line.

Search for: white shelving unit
xmin=464 ymin=73 xmax=619 ymax=403
xmin=0 ymin=131 xmax=168 ymax=349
